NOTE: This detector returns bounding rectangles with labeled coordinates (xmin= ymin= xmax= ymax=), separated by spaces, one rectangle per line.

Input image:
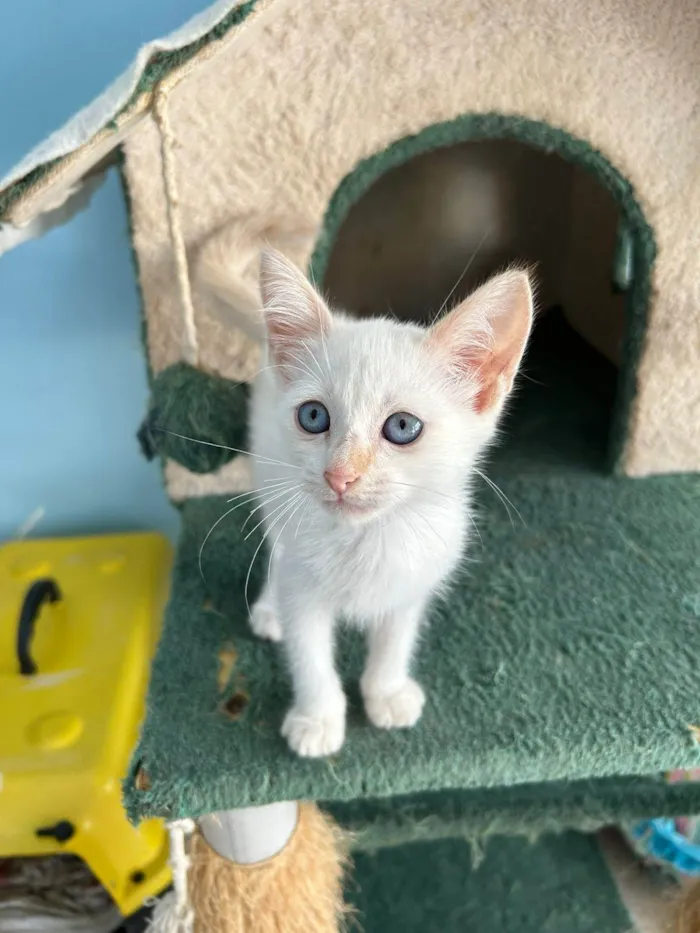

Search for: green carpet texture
xmin=349 ymin=833 xmax=631 ymax=933
xmin=138 ymin=362 xmax=249 ymax=474
xmin=125 ymin=311 xmax=700 ymax=828
xmin=328 ymin=777 xmax=700 ymax=852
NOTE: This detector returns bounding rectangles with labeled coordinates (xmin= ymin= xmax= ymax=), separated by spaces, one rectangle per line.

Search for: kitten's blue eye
xmin=297 ymin=400 xmax=330 ymax=434
xmin=382 ymin=412 xmax=423 ymax=446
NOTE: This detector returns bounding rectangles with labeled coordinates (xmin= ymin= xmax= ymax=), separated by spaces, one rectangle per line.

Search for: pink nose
xmin=324 ymin=469 xmax=360 ymax=496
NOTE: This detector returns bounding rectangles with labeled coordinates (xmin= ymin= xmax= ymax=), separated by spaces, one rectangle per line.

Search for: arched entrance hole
xmin=310 ymin=117 xmax=655 ymax=474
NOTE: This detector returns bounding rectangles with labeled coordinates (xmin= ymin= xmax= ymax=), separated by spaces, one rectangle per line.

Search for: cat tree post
xmin=164 ymin=802 xmax=347 ymax=933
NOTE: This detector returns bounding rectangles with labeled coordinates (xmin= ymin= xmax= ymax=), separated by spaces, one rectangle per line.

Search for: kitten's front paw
xmin=249 ymin=602 xmax=283 ymax=642
xmin=362 ymin=678 xmax=426 ymax=730
xmin=281 ymin=700 xmax=346 ymax=757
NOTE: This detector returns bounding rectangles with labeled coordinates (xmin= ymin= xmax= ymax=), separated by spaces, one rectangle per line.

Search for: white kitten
xmin=204 ymin=247 xmax=533 ymax=757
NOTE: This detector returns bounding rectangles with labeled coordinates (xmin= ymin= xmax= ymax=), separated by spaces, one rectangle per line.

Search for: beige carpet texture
xmin=119 ymin=0 xmax=700 ymax=482
xmin=7 ymin=0 xmax=697 ymax=483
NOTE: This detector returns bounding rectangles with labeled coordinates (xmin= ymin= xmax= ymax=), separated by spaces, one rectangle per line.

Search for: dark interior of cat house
xmin=322 ymin=140 xmax=627 ymax=478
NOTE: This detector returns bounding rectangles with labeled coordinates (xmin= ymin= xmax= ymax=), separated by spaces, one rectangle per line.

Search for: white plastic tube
xmin=199 ymin=802 xmax=299 ymax=864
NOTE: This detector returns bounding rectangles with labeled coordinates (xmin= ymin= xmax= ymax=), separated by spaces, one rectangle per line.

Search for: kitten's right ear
xmin=427 ymin=268 xmax=534 ymax=415
xmin=259 ymin=248 xmax=331 ymax=379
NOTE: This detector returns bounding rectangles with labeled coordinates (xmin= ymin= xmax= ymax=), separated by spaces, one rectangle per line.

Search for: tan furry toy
xmin=149 ymin=804 xmax=349 ymax=933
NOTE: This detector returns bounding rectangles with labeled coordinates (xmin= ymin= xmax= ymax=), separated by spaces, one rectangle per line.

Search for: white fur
xmin=205 ymin=248 xmax=533 ymax=756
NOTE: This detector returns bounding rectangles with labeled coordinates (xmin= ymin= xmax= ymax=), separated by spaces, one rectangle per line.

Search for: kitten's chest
xmin=298 ymin=510 xmax=466 ymax=618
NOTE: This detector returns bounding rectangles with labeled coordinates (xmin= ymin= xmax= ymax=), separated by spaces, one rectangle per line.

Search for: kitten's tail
xmin=196 ymin=222 xmax=267 ymax=343
xmin=195 ymin=218 xmax=318 ymax=344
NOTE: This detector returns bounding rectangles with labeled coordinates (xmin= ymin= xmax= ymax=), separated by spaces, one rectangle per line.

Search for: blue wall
xmin=0 ymin=0 xmax=212 ymax=541
xmin=2 ymin=0 xmax=210 ymax=178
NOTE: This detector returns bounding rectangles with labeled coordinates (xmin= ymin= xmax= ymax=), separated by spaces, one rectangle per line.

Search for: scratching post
xmin=192 ymin=803 xmax=348 ymax=933
xmin=669 ymin=881 xmax=700 ymax=933
xmin=149 ymin=804 xmax=349 ymax=933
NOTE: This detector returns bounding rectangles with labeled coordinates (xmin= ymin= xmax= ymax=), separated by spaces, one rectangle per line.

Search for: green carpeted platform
xmin=349 ymin=832 xmax=631 ymax=933
xmin=126 ymin=311 xmax=700 ymax=827
xmin=327 ymin=776 xmax=700 ymax=851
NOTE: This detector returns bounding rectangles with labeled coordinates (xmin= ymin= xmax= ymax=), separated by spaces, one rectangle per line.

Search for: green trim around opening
xmin=309 ymin=113 xmax=656 ymax=473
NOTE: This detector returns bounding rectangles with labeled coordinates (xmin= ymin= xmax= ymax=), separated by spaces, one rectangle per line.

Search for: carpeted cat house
xmin=3 ymin=1 xmax=700 ymax=929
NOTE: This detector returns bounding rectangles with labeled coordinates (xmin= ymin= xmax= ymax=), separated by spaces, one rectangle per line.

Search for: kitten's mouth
xmin=323 ymin=498 xmax=378 ymax=519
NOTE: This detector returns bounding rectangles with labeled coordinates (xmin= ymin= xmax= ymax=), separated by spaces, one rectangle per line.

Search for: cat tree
xmin=3 ymin=0 xmax=700 ymax=929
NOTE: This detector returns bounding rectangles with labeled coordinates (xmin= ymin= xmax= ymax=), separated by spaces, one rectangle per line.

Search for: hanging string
xmin=170 ymin=818 xmax=195 ymax=919
xmin=153 ymin=84 xmax=199 ymax=367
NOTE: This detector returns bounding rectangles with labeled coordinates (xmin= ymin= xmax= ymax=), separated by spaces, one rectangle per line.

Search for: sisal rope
xmin=148 ymin=3 xmax=270 ymax=369
xmin=153 ymin=83 xmax=199 ymax=367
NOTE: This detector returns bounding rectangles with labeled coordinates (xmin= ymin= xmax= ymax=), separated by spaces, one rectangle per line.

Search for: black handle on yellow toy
xmin=17 ymin=578 xmax=62 ymax=675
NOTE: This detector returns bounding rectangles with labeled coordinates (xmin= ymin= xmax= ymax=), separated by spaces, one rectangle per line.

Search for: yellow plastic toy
xmin=0 ymin=531 xmax=173 ymax=917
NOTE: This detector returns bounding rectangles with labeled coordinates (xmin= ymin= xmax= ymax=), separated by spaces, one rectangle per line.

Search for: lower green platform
xmin=350 ymin=832 xmax=631 ymax=933
xmin=328 ymin=776 xmax=700 ymax=851
xmin=126 ymin=312 xmax=700 ymax=828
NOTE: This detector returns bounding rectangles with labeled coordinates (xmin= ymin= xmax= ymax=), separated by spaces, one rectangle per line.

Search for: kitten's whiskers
xmin=473 ymin=468 xmax=524 ymax=528
xmin=267 ymin=494 xmax=309 ymax=585
xmin=388 ymin=480 xmax=463 ymax=504
xmin=301 ymin=339 xmax=327 ymax=383
xmin=431 ymin=227 xmax=492 ymax=324
xmin=295 ymin=499 xmax=312 ymax=541
xmin=244 ymin=489 xmax=302 ymax=542
xmin=255 ymin=361 xmax=318 ymax=380
xmin=198 ymin=479 xmax=300 ymax=582
xmin=388 ymin=480 xmax=483 ymax=544
xmin=240 ymin=483 xmax=303 ymax=532
xmin=243 ymin=492 xmax=304 ymax=619
xmin=286 ymin=352 xmax=318 ymax=383
xmin=156 ymin=428 xmax=301 ymax=471
xmin=226 ymin=479 xmax=296 ymax=504
xmin=402 ymin=502 xmax=449 ymax=550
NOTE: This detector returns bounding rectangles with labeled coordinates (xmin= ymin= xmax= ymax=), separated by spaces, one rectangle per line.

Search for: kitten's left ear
xmin=427 ymin=269 xmax=534 ymax=414
xmin=259 ymin=248 xmax=331 ymax=379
